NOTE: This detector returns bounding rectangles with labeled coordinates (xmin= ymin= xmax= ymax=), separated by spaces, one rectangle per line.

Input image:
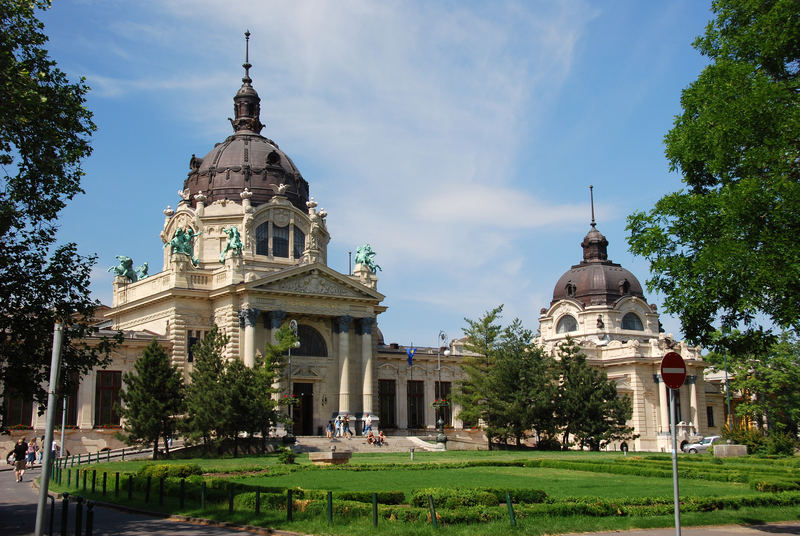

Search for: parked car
xmin=683 ymin=435 xmax=721 ymax=454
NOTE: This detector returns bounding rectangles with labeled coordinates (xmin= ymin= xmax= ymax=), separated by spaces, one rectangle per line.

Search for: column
xmin=655 ymin=375 xmax=669 ymax=434
xmin=238 ymin=307 xmax=259 ymax=367
xmin=266 ymin=310 xmax=286 ymax=343
xmin=687 ymin=375 xmax=698 ymax=432
xmin=77 ymin=371 xmax=95 ymax=429
xmin=397 ymin=373 xmax=408 ymax=429
xmin=358 ymin=318 xmax=376 ymax=422
xmin=335 ymin=316 xmax=353 ymax=415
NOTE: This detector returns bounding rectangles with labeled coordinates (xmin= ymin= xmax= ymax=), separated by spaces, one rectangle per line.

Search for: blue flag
xmin=406 ymin=348 xmax=416 ymax=366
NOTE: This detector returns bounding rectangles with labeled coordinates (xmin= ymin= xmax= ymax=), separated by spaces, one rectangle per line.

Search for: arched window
xmin=273 ymin=225 xmax=289 ymax=257
xmin=255 ymin=222 xmax=269 ymax=255
xmin=295 ymin=325 xmax=327 ymax=357
xmin=622 ymin=312 xmax=644 ymax=331
xmin=556 ymin=315 xmax=578 ymax=333
xmin=293 ymin=225 xmax=305 ymax=258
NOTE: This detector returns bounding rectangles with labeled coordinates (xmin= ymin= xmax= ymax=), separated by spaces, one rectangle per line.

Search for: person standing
xmin=325 ymin=420 xmax=334 ymax=440
xmin=13 ymin=438 xmax=27 ymax=482
xmin=334 ymin=415 xmax=342 ymax=438
xmin=363 ymin=413 xmax=373 ymax=436
xmin=26 ymin=437 xmax=37 ymax=469
xmin=343 ymin=414 xmax=352 ymax=439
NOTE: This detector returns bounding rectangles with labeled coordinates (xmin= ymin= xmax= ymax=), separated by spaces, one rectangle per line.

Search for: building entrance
xmin=293 ymin=382 xmax=314 ymax=435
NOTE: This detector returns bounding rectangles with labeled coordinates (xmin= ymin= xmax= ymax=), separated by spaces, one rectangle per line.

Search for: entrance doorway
xmin=293 ymin=382 xmax=314 ymax=435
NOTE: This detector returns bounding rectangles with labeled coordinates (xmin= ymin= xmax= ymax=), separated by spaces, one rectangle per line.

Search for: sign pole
xmin=670 ymin=387 xmax=681 ymax=536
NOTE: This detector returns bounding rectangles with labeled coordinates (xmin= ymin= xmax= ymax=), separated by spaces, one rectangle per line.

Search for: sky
xmin=39 ymin=0 xmax=713 ymax=348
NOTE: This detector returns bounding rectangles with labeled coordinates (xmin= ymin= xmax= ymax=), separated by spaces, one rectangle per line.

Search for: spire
xmin=581 ymin=185 xmax=609 ymax=262
xmin=242 ymin=30 xmax=252 ymax=85
xmin=229 ymin=30 xmax=264 ymax=134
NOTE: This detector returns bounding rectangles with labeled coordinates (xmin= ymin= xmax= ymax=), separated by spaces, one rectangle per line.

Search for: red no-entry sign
xmin=660 ymin=351 xmax=686 ymax=389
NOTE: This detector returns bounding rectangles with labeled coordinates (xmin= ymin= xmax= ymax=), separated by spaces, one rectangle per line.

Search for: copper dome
xmin=182 ymin=34 xmax=309 ymax=211
xmin=551 ymin=225 xmax=645 ymax=307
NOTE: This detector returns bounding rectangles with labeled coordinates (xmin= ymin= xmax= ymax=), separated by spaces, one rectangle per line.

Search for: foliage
xmin=555 ymin=338 xmax=636 ymax=451
xmin=0 ymin=0 xmax=119 ymax=430
xmin=707 ymin=331 xmax=800 ymax=434
xmin=721 ymin=424 xmax=765 ymax=454
xmin=181 ymin=326 xmax=229 ymax=448
xmin=136 ymin=463 xmax=203 ymax=479
xmin=626 ymin=0 xmax=800 ymax=353
xmin=118 ymin=340 xmax=185 ymax=459
xmin=182 ymin=324 xmax=293 ymax=454
xmin=277 ymin=447 xmax=296 ymax=464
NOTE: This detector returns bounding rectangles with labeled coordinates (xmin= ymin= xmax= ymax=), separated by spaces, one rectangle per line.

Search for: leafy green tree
xmin=555 ymin=338 xmax=635 ymax=451
xmin=118 ymin=340 xmax=185 ymax=459
xmin=485 ymin=319 xmax=558 ymax=447
xmin=454 ymin=306 xmax=503 ymax=447
xmin=260 ymin=324 xmax=299 ymax=437
xmin=182 ymin=326 xmax=229 ymax=448
xmin=626 ymin=0 xmax=800 ymax=353
xmin=0 ymin=0 xmax=117 ymax=429
xmin=706 ymin=330 xmax=800 ymax=434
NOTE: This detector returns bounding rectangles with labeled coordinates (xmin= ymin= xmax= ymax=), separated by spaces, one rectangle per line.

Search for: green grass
xmin=47 ymin=450 xmax=800 ymax=535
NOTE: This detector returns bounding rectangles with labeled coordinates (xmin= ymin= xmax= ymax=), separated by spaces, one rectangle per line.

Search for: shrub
xmin=277 ymin=447 xmax=296 ymax=464
xmin=304 ymin=490 xmax=406 ymax=505
xmin=410 ymin=488 xmax=499 ymax=508
xmin=766 ymin=432 xmax=797 ymax=456
xmin=136 ymin=463 xmax=203 ymax=479
xmin=722 ymin=425 xmax=766 ymax=454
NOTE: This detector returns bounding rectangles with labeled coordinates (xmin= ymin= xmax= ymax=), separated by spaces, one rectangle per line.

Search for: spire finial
xmin=242 ymin=30 xmax=252 ymax=84
xmin=589 ymin=184 xmax=596 ymax=228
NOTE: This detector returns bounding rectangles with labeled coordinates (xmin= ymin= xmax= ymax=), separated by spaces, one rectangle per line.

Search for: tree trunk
xmin=163 ymin=435 xmax=170 ymax=458
xmin=152 ymin=440 xmax=158 ymax=460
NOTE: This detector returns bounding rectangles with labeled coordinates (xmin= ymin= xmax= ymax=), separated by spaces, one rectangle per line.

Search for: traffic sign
xmin=660 ymin=352 xmax=686 ymax=389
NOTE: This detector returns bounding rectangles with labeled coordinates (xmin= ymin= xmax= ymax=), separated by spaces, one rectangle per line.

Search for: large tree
xmin=0 ymin=0 xmax=113 ymax=429
xmin=555 ymin=338 xmax=635 ymax=451
xmin=118 ymin=340 xmax=185 ymax=459
xmin=182 ymin=326 xmax=229 ymax=448
xmin=705 ymin=330 xmax=800 ymax=434
xmin=626 ymin=0 xmax=800 ymax=352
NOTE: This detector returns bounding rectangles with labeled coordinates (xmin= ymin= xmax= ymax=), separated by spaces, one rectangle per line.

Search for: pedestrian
xmin=334 ymin=415 xmax=342 ymax=438
xmin=326 ymin=420 xmax=334 ymax=439
xmin=363 ymin=413 xmax=373 ymax=436
xmin=343 ymin=414 xmax=352 ymax=439
xmin=26 ymin=437 xmax=38 ymax=469
xmin=36 ymin=435 xmax=44 ymax=464
xmin=51 ymin=438 xmax=59 ymax=461
xmin=13 ymin=438 xmax=27 ymax=482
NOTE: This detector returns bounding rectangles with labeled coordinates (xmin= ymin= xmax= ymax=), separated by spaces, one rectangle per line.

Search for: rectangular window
xmin=56 ymin=371 xmax=79 ymax=427
xmin=293 ymin=225 xmax=305 ymax=259
xmin=187 ymin=330 xmax=203 ymax=363
xmin=435 ymin=381 xmax=452 ymax=425
xmin=407 ymin=380 xmax=425 ymax=429
xmin=3 ymin=391 xmax=32 ymax=427
xmin=707 ymin=406 xmax=715 ymax=428
xmin=95 ymin=371 xmax=122 ymax=426
xmin=378 ymin=379 xmax=396 ymax=428
xmin=273 ymin=225 xmax=289 ymax=257
xmin=255 ymin=222 xmax=269 ymax=255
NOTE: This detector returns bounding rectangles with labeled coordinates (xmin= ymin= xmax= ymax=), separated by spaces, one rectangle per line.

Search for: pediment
xmin=247 ymin=265 xmax=383 ymax=301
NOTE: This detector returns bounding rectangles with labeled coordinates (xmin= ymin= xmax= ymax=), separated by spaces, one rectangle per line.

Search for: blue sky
xmin=40 ymin=0 xmax=712 ymax=347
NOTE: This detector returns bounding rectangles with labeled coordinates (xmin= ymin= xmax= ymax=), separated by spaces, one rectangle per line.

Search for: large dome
xmin=182 ymin=38 xmax=309 ymax=211
xmin=551 ymin=224 xmax=645 ymax=307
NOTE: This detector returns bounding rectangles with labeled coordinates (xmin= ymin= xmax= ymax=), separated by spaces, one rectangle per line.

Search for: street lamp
xmin=288 ymin=320 xmax=300 ymax=436
xmin=436 ymin=331 xmax=449 ymax=446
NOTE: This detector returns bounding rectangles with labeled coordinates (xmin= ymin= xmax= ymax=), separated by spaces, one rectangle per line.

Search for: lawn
xmin=47 ymin=450 xmax=800 ymax=535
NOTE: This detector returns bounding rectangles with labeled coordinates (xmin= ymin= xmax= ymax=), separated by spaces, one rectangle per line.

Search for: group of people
xmin=324 ymin=413 xmax=387 ymax=446
xmin=7 ymin=436 xmax=60 ymax=483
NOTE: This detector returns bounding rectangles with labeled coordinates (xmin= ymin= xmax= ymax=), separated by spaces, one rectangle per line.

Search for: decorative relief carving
xmin=267 ymin=273 xmax=360 ymax=297
xmin=272 ymin=209 xmax=290 ymax=228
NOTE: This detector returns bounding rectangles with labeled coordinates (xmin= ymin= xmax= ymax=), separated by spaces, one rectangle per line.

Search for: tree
xmin=260 ymin=324 xmax=299 ymax=438
xmin=182 ymin=326 xmax=229 ymax=448
xmin=626 ymin=0 xmax=800 ymax=353
xmin=118 ymin=340 xmax=185 ymax=459
xmin=454 ymin=306 xmax=503 ymax=447
xmin=706 ymin=330 xmax=800 ymax=434
xmin=0 ymin=0 xmax=115 ymax=429
xmin=555 ymin=338 xmax=635 ymax=451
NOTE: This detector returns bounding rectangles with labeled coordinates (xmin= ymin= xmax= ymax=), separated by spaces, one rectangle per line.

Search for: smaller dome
xmin=552 ymin=225 xmax=645 ymax=307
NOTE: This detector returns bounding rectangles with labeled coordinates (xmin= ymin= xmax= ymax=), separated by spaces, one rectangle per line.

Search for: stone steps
xmin=292 ymin=435 xmax=433 ymax=454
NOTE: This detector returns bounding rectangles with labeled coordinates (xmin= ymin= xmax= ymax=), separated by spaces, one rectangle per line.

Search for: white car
xmin=683 ymin=435 xmax=721 ymax=454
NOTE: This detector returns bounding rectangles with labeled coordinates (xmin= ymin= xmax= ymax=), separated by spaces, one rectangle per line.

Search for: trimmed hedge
xmin=410 ymin=488 xmax=499 ymax=508
xmin=304 ymin=490 xmax=406 ymax=505
xmin=136 ymin=463 xmax=203 ymax=479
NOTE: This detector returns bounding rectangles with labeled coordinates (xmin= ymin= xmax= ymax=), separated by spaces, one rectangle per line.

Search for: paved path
xmin=0 ymin=465 xmax=291 ymax=535
xmin=3 ymin=465 xmax=800 ymax=535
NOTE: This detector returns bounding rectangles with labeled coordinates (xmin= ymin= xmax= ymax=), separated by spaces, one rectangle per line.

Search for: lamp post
xmin=436 ymin=331 xmax=449 ymax=446
xmin=288 ymin=320 xmax=300 ymax=436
